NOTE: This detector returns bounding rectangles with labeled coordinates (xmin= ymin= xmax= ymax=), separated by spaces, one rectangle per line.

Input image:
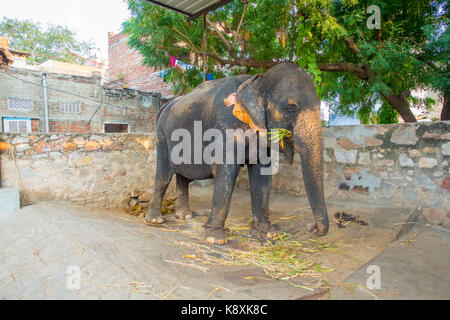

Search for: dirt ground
xmin=0 ymin=184 xmax=448 ymax=299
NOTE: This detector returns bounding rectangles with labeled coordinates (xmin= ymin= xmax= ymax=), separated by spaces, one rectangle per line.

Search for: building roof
xmin=0 ymin=47 xmax=14 ymax=67
xmin=7 ymin=48 xmax=31 ymax=58
xmin=144 ymin=0 xmax=234 ymax=19
xmin=0 ymin=36 xmax=30 ymax=66
xmin=38 ymin=60 xmax=106 ymax=78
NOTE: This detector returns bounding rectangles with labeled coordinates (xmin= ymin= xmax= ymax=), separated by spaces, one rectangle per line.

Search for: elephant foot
xmin=308 ymin=222 xmax=328 ymax=236
xmin=250 ymin=222 xmax=279 ymax=241
xmin=175 ymin=209 xmax=193 ymax=220
xmin=144 ymin=211 xmax=165 ymax=225
xmin=203 ymin=227 xmax=227 ymax=245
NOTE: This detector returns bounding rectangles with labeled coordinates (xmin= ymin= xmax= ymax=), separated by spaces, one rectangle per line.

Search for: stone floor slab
xmin=0 ymin=186 xmax=441 ymax=300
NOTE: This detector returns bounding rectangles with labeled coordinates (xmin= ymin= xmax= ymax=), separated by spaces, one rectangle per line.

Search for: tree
xmin=123 ymin=0 xmax=449 ymax=122
xmin=0 ymin=17 xmax=95 ymax=65
xmin=417 ymin=20 xmax=450 ymax=120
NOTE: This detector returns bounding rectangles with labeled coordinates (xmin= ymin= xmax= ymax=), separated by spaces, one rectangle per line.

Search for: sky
xmin=1 ymin=0 xmax=131 ymax=60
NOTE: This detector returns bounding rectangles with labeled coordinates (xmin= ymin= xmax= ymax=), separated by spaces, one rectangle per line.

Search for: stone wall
xmin=0 ymin=121 xmax=449 ymax=227
xmin=237 ymin=121 xmax=450 ymax=228
xmin=0 ymin=133 xmax=157 ymax=208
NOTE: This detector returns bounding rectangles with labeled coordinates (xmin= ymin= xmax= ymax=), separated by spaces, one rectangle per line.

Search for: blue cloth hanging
xmin=201 ymin=73 xmax=214 ymax=81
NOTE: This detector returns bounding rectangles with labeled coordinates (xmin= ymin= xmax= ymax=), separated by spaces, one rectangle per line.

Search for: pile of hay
xmin=175 ymin=231 xmax=336 ymax=290
xmin=126 ymin=197 xmax=175 ymax=216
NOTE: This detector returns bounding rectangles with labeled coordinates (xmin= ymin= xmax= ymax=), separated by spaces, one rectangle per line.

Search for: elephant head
xmin=229 ymin=62 xmax=329 ymax=236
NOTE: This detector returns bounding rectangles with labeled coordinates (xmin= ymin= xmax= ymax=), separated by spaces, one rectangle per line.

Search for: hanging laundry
xmin=201 ymin=73 xmax=215 ymax=81
xmin=168 ymin=54 xmax=177 ymax=67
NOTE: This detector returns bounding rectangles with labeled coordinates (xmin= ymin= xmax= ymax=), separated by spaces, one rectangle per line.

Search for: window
xmin=3 ymin=118 xmax=31 ymax=133
xmin=104 ymin=123 xmax=129 ymax=133
xmin=107 ymin=106 xmax=125 ymax=116
xmin=142 ymin=95 xmax=153 ymax=108
xmin=60 ymin=102 xmax=80 ymax=113
xmin=8 ymin=98 xmax=33 ymax=111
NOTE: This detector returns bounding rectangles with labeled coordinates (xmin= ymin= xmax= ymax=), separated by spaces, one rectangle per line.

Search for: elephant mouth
xmin=268 ymin=128 xmax=292 ymax=150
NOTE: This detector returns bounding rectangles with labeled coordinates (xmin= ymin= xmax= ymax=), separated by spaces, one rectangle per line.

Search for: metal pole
xmin=203 ymin=13 xmax=207 ymax=82
xmin=41 ymin=72 xmax=49 ymax=133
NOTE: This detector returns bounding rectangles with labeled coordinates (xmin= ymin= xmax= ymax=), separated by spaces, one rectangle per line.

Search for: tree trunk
xmin=382 ymin=91 xmax=417 ymax=122
xmin=441 ymin=91 xmax=449 ymax=121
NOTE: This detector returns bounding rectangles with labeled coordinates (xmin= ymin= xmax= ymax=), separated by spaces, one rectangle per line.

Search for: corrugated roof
xmin=144 ymin=0 xmax=234 ymax=19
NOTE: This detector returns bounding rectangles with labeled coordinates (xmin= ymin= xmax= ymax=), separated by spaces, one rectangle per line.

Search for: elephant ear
xmin=224 ymin=75 xmax=266 ymax=131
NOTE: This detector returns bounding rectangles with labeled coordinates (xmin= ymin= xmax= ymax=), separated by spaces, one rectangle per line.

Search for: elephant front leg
xmin=203 ymin=165 xmax=240 ymax=245
xmin=248 ymin=164 xmax=279 ymax=241
xmin=175 ymin=174 xmax=193 ymax=220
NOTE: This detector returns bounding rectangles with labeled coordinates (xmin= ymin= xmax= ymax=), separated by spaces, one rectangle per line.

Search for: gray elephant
xmin=145 ymin=62 xmax=329 ymax=244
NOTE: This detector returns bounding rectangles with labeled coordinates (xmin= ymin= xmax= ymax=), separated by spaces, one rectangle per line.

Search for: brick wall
xmin=31 ymin=119 xmax=39 ymax=132
xmin=107 ymin=32 xmax=173 ymax=98
xmin=0 ymin=67 xmax=161 ymax=133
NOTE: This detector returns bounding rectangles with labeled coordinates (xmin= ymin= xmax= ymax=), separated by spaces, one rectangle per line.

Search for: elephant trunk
xmin=292 ymin=107 xmax=329 ymax=236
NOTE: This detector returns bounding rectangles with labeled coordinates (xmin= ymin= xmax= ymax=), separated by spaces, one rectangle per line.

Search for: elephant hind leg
xmin=175 ymin=174 xmax=193 ymax=220
xmin=145 ymin=138 xmax=173 ymax=225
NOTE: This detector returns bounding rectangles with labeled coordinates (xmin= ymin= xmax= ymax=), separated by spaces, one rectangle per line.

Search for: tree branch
xmin=171 ymin=26 xmax=199 ymax=53
xmin=207 ymin=52 xmax=277 ymax=69
xmin=231 ymin=0 xmax=248 ymax=50
xmin=380 ymin=90 xmax=417 ymax=122
xmin=343 ymin=37 xmax=360 ymax=56
xmin=318 ymin=62 xmax=371 ymax=80
xmin=206 ymin=16 xmax=235 ymax=54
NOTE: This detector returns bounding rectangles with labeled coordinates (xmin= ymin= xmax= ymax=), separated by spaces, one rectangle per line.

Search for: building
xmin=0 ymin=67 xmax=161 ymax=134
xmin=0 ymin=36 xmax=30 ymax=68
xmin=37 ymin=59 xmax=108 ymax=79
xmin=107 ymin=32 xmax=173 ymax=99
xmin=0 ymin=34 xmax=161 ymax=134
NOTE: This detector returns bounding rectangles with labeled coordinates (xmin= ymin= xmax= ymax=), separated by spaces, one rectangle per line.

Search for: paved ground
xmin=0 ymin=185 xmax=448 ymax=299
xmin=330 ymin=226 xmax=450 ymax=299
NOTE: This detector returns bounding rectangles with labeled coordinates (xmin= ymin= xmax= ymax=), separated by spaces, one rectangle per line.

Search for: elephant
xmin=144 ymin=62 xmax=329 ymax=244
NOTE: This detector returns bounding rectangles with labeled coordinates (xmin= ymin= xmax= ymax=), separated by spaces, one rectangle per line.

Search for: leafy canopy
xmin=123 ymin=0 xmax=448 ymax=123
xmin=0 ymin=17 xmax=95 ymax=65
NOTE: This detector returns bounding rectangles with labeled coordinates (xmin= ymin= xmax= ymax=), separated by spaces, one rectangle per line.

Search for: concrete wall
xmin=0 ymin=121 xmax=449 ymax=227
xmin=0 ymin=67 xmax=160 ymax=133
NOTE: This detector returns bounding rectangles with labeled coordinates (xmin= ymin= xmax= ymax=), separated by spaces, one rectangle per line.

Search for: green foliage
xmin=165 ymin=67 xmax=203 ymax=94
xmin=123 ymin=0 xmax=448 ymax=122
xmin=376 ymin=101 xmax=399 ymax=124
xmin=418 ymin=18 xmax=449 ymax=95
xmin=318 ymin=0 xmax=448 ymax=123
xmin=0 ymin=17 xmax=94 ymax=65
